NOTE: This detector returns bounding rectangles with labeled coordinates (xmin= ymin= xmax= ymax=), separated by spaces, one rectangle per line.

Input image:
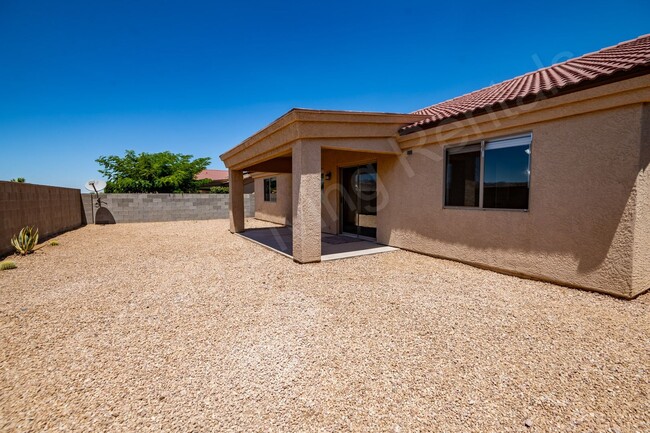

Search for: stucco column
xmin=229 ymin=169 xmax=245 ymax=233
xmin=292 ymin=141 xmax=321 ymax=263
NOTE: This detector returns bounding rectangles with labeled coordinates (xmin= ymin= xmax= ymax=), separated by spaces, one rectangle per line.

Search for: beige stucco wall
xmin=380 ymin=104 xmax=647 ymax=298
xmin=236 ymin=79 xmax=649 ymax=298
xmin=632 ymin=103 xmax=650 ymax=295
xmin=321 ymin=149 xmax=387 ymax=235
xmin=253 ymin=150 xmax=386 ymax=234
xmin=254 ymin=174 xmax=292 ymax=225
xmin=291 ymin=141 xmax=322 ymax=263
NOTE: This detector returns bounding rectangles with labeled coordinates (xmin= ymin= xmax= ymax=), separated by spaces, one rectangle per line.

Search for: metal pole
xmin=90 ymin=193 xmax=95 ymax=224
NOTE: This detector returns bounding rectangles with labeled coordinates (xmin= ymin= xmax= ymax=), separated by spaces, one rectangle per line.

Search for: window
xmin=445 ymin=134 xmax=531 ymax=210
xmin=483 ymin=135 xmax=531 ymax=209
xmin=263 ymin=177 xmax=277 ymax=202
xmin=445 ymin=144 xmax=481 ymax=207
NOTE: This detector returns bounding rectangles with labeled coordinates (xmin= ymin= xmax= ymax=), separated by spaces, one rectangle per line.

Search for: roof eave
xmin=400 ymin=63 xmax=650 ymax=136
xmin=220 ymin=108 xmax=428 ymax=169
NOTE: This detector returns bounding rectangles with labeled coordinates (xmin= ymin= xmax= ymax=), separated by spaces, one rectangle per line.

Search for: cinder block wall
xmin=0 ymin=181 xmax=84 ymax=256
xmin=81 ymin=193 xmax=255 ymax=223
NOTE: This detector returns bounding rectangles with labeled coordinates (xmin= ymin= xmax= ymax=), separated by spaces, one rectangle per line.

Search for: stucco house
xmin=221 ymin=34 xmax=650 ymax=299
xmin=196 ymin=169 xmax=254 ymax=193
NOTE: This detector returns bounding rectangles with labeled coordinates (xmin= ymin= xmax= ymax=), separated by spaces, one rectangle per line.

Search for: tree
xmin=10 ymin=178 xmax=25 ymax=183
xmin=96 ymin=150 xmax=211 ymax=193
xmin=209 ymin=186 xmax=229 ymax=194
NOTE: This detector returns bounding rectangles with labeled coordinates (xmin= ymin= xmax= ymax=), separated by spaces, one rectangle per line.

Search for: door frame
xmin=338 ymin=161 xmax=378 ymax=240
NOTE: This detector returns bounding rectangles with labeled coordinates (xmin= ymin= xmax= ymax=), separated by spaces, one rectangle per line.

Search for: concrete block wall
xmin=0 ymin=181 xmax=84 ymax=256
xmin=82 ymin=193 xmax=254 ymax=224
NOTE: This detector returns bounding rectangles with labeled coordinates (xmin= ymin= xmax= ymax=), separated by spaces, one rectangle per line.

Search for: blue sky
xmin=1 ymin=0 xmax=648 ymax=188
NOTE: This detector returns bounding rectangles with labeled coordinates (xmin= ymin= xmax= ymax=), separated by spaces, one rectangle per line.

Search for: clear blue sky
xmin=1 ymin=0 xmax=648 ymax=189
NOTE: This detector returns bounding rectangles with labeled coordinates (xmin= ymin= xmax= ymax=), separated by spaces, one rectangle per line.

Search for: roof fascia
xmin=398 ymin=74 xmax=650 ymax=149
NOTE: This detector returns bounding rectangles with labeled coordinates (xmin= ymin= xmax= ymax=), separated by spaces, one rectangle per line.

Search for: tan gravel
xmin=1 ymin=219 xmax=648 ymax=432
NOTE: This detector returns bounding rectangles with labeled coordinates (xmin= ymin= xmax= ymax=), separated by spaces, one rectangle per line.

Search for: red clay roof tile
xmin=196 ymin=169 xmax=228 ymax=181
xmin=401 ymin=34 xmax=650 ymax=134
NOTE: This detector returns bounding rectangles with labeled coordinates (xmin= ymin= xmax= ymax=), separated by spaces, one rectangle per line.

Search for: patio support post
xmin=229 ymin=169 xmax=245 ymax=233
xmin=292 ymin=140 xmax=321 ymax=263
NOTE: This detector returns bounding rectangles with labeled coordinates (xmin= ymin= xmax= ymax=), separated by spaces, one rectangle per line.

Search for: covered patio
xmin=220 ymin=108 xmax=426 ymax=263
xmin=237 ymin=226 xmax=397 ymax=261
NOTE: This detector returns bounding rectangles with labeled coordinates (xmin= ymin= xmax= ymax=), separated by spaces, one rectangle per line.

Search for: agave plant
xmin=11 ymin=226 xmax=39 ymax=255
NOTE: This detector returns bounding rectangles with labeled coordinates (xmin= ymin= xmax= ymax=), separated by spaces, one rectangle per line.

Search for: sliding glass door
xmin=340 ymin=163 xmax=377 ymax=239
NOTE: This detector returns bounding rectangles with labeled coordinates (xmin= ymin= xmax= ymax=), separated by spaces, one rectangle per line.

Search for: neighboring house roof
xmin=196 ymin=169 xmax=229 ymax=181
xmin=401 ymin=34 xmax=650 ymax=134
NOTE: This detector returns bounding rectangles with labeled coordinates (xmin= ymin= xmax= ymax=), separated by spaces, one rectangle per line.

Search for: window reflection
xmin=445 ymin=146 xmax=480 ymax=207
xmin=483 ymin=145 xmax=529 ymax=209
xmin=444 ymin=134 xmax=531 ymax=210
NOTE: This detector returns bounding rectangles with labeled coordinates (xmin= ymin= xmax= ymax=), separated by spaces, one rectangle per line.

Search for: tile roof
xmin=196 ymin=169 xmax=229 ymax=181
xmin=400 ymin=34 xmax=650 ymax=134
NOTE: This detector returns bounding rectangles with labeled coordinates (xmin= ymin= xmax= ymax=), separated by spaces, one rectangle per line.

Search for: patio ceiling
xmin=244 ymin=156 xmax=292 ymax=173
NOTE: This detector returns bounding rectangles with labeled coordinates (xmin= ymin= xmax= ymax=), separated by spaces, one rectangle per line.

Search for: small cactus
xmin=0 ymin=261 xmax=17 ymax=270
xmin=11 ymin=226 xmax=39 ymax=255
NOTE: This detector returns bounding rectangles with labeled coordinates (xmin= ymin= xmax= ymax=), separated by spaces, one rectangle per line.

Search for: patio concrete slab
xmin=236 ymin=226 xmax=397 ymax=261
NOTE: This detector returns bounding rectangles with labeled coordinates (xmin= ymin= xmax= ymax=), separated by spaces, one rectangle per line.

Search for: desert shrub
xmin=50 ymin=241 xmax=59 ymax=246
xmin=0 ymin=261 xmax=17 ymax=270
xmin=11 ymin=226 xmax=39 ymax=255
xmin=209 ymin=186 xmax=229 ymax=194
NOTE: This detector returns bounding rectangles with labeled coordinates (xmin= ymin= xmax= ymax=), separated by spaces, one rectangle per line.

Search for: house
xmin=220 ymin=34 xmax=650 ymax=299
xmin=196 ymin=169 xmax=254 ymax=193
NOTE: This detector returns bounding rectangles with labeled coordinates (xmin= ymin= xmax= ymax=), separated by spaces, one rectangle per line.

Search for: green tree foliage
xmin=96 ymin=150 xmax=211 ymax=193
xmin=209 ymin=186 xmax=229 ymax=194
xmin=10 ymin=178 xmax=25 ymax=182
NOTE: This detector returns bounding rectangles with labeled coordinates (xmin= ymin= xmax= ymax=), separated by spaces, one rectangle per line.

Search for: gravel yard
xmin=1 ymin=219 xmax=648 ymax=432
